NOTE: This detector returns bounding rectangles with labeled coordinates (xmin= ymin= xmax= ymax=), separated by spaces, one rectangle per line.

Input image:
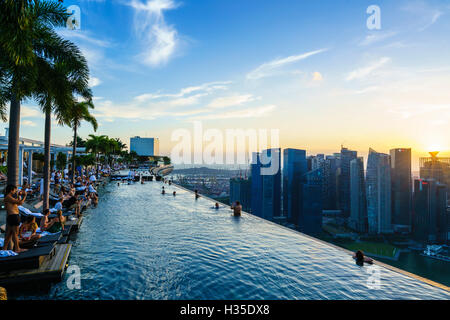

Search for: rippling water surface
xmin=12 ymin=180 xmax=450 ymax=299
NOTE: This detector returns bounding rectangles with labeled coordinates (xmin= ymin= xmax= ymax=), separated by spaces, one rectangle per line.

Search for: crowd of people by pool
xmin=2 ymin=165 xmax=114 ymax=253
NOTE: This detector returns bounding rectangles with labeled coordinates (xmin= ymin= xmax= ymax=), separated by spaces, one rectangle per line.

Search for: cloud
xmin=89 ymin=77 xmax=102 ymax=88
xmin=21 ymin=120 xmax=36 ymax=127
xmin=57 ymin=30 xmax=112 ymax=48
xmin=134 ymin=81 xmax=231 ymax=102
xmin=21 ymin=106 xmax=41 ymax=118
xmin=402 ymin=1 xmax=444 ymax=31
xmin=359 ymin=31 xmax=397 ymax=46
xmin=345 ymin=57 xmax=391 ymax=81
xmin=208 ymin=94 xmax=255 ymax=109
xmin=128 ymin=0 xmax=181 ymax=67
xmin=246 ymin=49 xmax=328 ymax=80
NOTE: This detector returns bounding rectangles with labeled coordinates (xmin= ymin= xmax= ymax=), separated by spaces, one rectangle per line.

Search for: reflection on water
xmin=9 ymin=180 xmax=450 ymax=300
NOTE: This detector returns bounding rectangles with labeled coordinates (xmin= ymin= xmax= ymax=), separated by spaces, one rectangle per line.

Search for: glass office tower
xmin=338 ymin=147 xmax=357 ymax=218
xmin=366 ymin=149 xmax=392 ymax=234
xmin=390 ymin=148 xmax=412 ymax=233
xmin=350 ymin=157 xmax=368 ymax=233
xmin=283 ymin=149 xmax=307 ymax=223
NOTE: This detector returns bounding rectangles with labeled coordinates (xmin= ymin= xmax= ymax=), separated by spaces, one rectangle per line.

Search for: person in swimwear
xmin=231 ymin=201 xmax=242 ymax=217
xmin=2 ymin=185 xmax=27 ymax=252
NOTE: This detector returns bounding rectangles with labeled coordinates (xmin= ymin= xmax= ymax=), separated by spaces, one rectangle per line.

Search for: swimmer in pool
xmin=231 ymin=201 xmax=242 ymax=217
xmin=353 ymin=250 xmax=373 ymax=265
xmin=215 ymin=203 xmax=219 ymax=209
xmin=173 ymin=191 xmax=176 ymax=196
xmin=194 ymin=190 xmax=200 ymax=199
xmin=162 ymin=189 xmax=166 ymax=195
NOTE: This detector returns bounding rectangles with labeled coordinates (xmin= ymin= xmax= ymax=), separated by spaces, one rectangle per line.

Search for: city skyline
xmin=1 ymin=0 xmax=449 ymax=170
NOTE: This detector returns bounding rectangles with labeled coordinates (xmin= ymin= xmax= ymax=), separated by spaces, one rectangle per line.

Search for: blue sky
xmin=5 ymin=0 xmax=450 ymax=168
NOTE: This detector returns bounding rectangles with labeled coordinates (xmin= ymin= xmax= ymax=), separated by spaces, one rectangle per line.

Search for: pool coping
xmin=170 ymin=181 xmax=450 ymax=294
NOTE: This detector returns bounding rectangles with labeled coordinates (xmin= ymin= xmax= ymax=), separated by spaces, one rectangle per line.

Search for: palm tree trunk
xmin=71 ymin=123 xmax=77 ymax=184
xmin=43 ymin=109 xmax=51 ymax=210
xmin=6 ymin=92 xmax=21 ymax=186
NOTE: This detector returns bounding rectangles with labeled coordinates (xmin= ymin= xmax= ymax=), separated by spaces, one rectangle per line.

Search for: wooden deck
xmin=65 ymin=216 xmax=83 ymax=232
xmin=0 ymin=244 xmax=72 ymax=286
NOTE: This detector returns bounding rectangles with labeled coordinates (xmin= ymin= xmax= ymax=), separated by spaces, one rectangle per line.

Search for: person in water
xmin=173 ymin=191 xmax=176 ymax=196
xmin=231 ymin=201 xmax=242 ymax=217
xmin=194 ymin=189 xmax=200 ymax=199
xmin=215 ymin=203 xmax=219 ymax=209
xmin=2 ymin=185 xmax=27 ymax=252
xmin=162 ymin=189 xmax=166 ymax=195
xmin=353 ymin=250 xmax=373 ymax=265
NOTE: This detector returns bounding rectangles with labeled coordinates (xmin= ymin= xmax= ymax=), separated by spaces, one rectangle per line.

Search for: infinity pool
xmin=12 ymin=179 xmax=450 ymax=299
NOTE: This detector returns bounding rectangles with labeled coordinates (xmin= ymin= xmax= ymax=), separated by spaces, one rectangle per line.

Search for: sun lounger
xmin=0 ymin=244 xmax=55 ymax=272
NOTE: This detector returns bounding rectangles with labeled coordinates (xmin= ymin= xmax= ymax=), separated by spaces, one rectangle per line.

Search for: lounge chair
xmin=0 ymin=244 xmax=55 ymax=272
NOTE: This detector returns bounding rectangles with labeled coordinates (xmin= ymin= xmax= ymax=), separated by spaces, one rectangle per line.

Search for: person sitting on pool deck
xmin=231 ymin=201 xmax=242 ymax=216
xmin=2 ymin=185 xmax=27 ymax=253
xmin=19 ymin=216 xmax=41 ymax=246
xmin=353 ymin=250 xmax=373 ymax=265
xmin=40 ymin=209 xmax=51 ymax=231
xmin=45 ymin=210 xmax=65 ymax=234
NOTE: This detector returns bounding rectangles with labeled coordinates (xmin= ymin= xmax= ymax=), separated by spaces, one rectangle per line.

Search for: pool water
xmin=11 ymin=180 xmax=450 ymax=299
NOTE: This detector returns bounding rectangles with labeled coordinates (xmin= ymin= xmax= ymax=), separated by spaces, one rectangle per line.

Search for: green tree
xmin=62 ymin=101 xmax=97 ymax=183
xmin=0 ymin=0 xmax=81 ymax=186
xmin=56 ymin=152 xmax=67 ymax=170
xmin=85 ymin=134 xmax=108 ymax=175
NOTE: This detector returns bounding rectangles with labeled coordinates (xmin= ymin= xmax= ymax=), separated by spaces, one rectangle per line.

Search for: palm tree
xmin=86 ymin=134 xmax=108 ymax=176
xmin=114 ymin=138 xmax=127 ymax=153
xmin=35 ymin=58 xmax=91 ymax=210
xmin=0 ymin=0 xmax=84 ymax=186
xmin=63 ymin=101 xmax=98 ymax=183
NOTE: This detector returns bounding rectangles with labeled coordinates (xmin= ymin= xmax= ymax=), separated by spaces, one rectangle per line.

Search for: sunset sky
xmin=2 ymin=0 xmax=450 ymax=169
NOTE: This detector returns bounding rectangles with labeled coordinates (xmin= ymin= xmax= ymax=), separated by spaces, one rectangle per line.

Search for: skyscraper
xmin=338 ymin=147 xmax=357 ymax=218
xmin=261 ymin=148 xmax=282 ymax=220
xmin=349 ymin=157 xmax=367 ymax=233
xmin=251 ymin=152 xmax=262 ymax=217
xmin=283 ymin=148 xmax=307 ymax=223
xmin=366 ymin=148 xmax=392 ymax=234
xmin=390 ymin=148 xmax=412 ymax=233
xmin=230 ymin=177 xmax=252 ymax=212
xmin=412 ymin=179 xmax=448 ymax=244
xmin=322 ymin=155 xmax=339 ymax=210
xmin=251 ymin=149 xmax=281 ymax=220
xmin=420 ymin=152 xmax=450 ymax=192
xmin=299 ymin=168 xmax=323 ymax=235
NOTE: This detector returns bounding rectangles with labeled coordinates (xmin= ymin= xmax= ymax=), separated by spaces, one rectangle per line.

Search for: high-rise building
xmin=412 ymin=179 xmax=448 ymax=244
xmin=322 ymin=155 xmax=339 ymax=210
xmin=262 ymin=148 xmax=282 ymax=220
xmin=390 ymin=148 xmax=412 ymax=233
xmin=420 ymin=152 xmax=450 ymax=192
xmin=349 ymin=157 xmax=367 ymax=233
xmin=251 ymin=152 xmax=262 ymax=217
xmin=130 ymin=136 xmax=159 ymax=156
xmin=366 ymin=148 xmax=392 ymax=234
xmin=338 ymin=147 xmax=357 ymax=217
xmin=299 ymin=168 xmax=323 ymax=235
xmin=251 ymin=149 xmax=281 ymax=220
xmin=283 ymin=149 xmax=307 ymax=223
xmin=230 ymin=177 xmax=252 ymax=212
